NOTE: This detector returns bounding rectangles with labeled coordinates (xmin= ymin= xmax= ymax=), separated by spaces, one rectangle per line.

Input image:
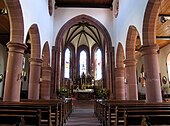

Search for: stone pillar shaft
xmin=125 ymin=59 xmax=138 ymax=100
xmin=140 ymin=44 xmax=162 ymax=102
xmin=3 ymin=42 xmax=27 ymax=101
xmin=115 ymin=67 xmax=125 ymax=100
xmin=40 ymin=66 xmax=51 ymax=99
xmin=28 ymin=58 xmax=42 ymax=100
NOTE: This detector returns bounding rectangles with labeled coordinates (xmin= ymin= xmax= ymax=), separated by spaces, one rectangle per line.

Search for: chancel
xmin=0 ymin=0 xmax=170 ymax=125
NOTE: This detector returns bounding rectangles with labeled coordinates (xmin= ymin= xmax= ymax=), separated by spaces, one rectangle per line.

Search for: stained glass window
xmin=95 ymin=48 xmax=102 ymax=80
xmin=80 ymin=50 xmax=87 ymax=75
xmin=64 ymin=48 xmax=70 ymax=78
xmin=167 ymin=53 xmax=170 ymax=82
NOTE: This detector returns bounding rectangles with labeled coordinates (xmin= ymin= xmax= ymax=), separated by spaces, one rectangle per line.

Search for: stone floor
xmin=64 ymin=99 xmax=101 ymax=126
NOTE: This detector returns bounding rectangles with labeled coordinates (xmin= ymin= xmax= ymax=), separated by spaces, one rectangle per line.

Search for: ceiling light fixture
xmin=0 ymin=8 xmax=8 ymax=15
xmin=159 ymin=14 xmax=170 ymax=23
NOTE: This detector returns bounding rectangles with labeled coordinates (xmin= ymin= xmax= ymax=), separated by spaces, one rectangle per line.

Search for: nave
xmin=65 ymin=100 xmax=100 ymax=126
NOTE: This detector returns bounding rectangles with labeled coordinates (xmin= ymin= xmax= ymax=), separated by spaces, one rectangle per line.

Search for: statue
xmin=81 ymin=72 xmax=86 ymax=84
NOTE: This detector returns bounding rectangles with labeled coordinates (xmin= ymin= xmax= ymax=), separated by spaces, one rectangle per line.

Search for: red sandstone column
xmin=51 ymin=46 xmax=56 ymax=98
xmin=3 ymin=42 xmax=27 ymax=102
xmin=40 ymin=66 xmax=51 ymax=99
xmin=140 ymin=44 xmax=162 ymax=102
xmin=115 ymin=67 xmax=125 ymax=100
xmin=28 ymin=58 xmax=42 ymax=99
xmin=110 ymin=48 xmax=115 ymax=99
xmin=55 ymin=49 xmax=61 ymax=92
xmin=124 ymin=59 xmax=138 ymax=100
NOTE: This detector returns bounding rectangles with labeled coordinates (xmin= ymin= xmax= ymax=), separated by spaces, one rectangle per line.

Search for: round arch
xmin=116 ymin=43 xmax=125 ymax=68
xmin=41 ymin=41 xmax=51 ymax=99
xmin=3 ymin=0 xmax=27 ymax=101
xmin=115 ymin=42 xmax=125 ymax=100
xmin=142 ymin=0 xmax=161 ymax=45
xmin=4 ymin=0 xmax=24 ymax=43
xmin=141 ymin=0 xmax=162 ymax=102
xmin=125 ymin=25 xmax=140 ymax=100
xmin=27 ymin=24 xmax=42 ymax=100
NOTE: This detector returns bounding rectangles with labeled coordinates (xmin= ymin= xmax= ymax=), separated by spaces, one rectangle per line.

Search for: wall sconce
xmin=0 ymin=74 xmax=3 ymax=82
xmin=0 ymin=8 xmax=8 ymax=15
xmin=140 ymin=72 xmax=146 ymax=87
xmin=124 ymin=78 xmax=127 ymax=84
xmin=21 ymin=69 xmax=27 ymax=81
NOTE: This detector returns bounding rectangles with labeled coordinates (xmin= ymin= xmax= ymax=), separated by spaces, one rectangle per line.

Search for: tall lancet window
xmin=95 ymin=48 xmax=102 ymax=80
xmin=80 ymin=50 xmax=87 ymax=75
xmin=167 ymin=53 xmax=170 ymax=82
xmin=64 ymin=48 xmax=70 ymax=78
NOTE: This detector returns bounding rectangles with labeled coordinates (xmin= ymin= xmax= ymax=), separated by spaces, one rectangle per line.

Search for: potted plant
xmin=59 ymin=86 xmax=69 ymax=98
xmin=97 ymin=88 xmax=108 ymax=99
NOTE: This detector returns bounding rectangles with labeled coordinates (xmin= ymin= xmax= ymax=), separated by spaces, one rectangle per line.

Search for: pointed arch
xmin=42 ymin=42 xmax=50 ymax=66
xmin=52 ymin=14 xmax=112 ymax=97
xmin=116 ymin=43 xmax=125 ymax=68
xmin=55 ymin=14 xmax=112 ymax=48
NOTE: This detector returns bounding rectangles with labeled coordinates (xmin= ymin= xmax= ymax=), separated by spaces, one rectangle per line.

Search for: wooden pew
xmin=95 ymin=99 xmax=170 ymax=126
xmin=94 ymin=100 xmax=145 ymax=126
xmin=0 ymin=105 xmax=42 ymax=125
xmin=0 ymin=99 xmax=69 ymax=126
xmin=124 ymin=107 xmax=170 ymax=126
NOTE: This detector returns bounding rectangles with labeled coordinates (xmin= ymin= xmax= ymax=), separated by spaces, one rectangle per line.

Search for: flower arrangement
xmin=59 ymin=86 xmax=69 ymax=98
xmin=97 ymin=88 xmax=109 ymax=99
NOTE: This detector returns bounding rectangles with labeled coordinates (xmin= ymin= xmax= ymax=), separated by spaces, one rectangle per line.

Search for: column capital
xmin=7 ymin=41 xmax=27 ymax=54
xmin=124 ymin=59 xmax=136 ymax=67
xmin=115 ymin=67 xmax=125 ymax=72
xmin=42 ymin=66 xmax=52 ymax=71
xmin=29 ymin=58 xmax=42 ymax=66
xmin=139 ymin=44 xmax=159 ymax=56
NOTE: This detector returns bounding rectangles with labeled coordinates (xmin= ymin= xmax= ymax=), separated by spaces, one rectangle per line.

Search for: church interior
xmin=0 ymin=0 xmax=170 ymax=125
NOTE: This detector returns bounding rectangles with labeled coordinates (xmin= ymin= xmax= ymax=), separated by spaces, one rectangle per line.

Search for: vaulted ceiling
xmin=63 ymin=22 xmax=103 ymax=49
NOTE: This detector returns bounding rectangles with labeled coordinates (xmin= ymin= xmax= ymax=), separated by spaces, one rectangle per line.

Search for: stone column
xmin=110 ymin=47 xmax=115 ymax=99
xmin=3 ymin=42 xmax=27 ymax=102
xmin=54 ymin=49 xmax=60 ymax=92
xmin=28 ymin=58 xmax=42 ymax=100
xmin=40 ymin=66 xmax=51 ymax=99
xmin=115 ymin=67 xmax=125 ymax=100
xmin=124 ymin=59 xmax=138 ymax=100
xmin=51 ymin=46 xmax=56 ymax=98
xmin=140 ymin=44 xmax=162 ymax=102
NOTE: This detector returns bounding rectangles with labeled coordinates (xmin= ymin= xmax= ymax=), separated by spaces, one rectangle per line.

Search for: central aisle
xmin=64 ymin=100 xmax=101 ymax=126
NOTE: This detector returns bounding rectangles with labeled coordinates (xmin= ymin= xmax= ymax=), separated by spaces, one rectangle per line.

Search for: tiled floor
xmin=64 ymin=100 xmax=101 ymax=126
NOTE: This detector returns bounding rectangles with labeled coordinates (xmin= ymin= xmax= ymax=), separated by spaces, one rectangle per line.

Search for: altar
xmin=73 ymin=89 xmax=94 ymax=100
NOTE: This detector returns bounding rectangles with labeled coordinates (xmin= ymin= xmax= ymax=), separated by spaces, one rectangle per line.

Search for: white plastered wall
xmin=53 ymin=8 xmax=114 ymax=46
xmin=113 ymin=0 xmax=148 ymax=58
xmin=159 ymin=44 xmax=170 ymax=94
xmin=0 ymin=45 xmax=7 ymax=97
xmin=20 ymin=0 xmax=54 ymax=59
